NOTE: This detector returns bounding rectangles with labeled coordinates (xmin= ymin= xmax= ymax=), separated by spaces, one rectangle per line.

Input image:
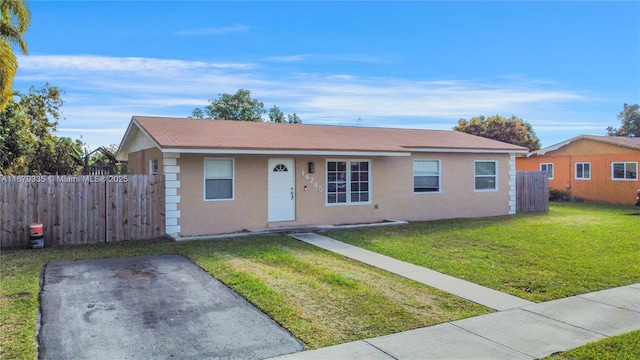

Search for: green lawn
xmin=2 ymin=202 xmax=638 ymax=359
xmin=326 ymin=202 xmax=640 ymax=302
xmin=1 ymin=236 xmax=488 ymax=359
xmin=547 ymin=330 xmax=640 ymax=360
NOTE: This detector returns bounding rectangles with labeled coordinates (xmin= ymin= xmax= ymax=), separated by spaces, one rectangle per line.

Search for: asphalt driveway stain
xmin=115 ymin=262 xmax=158 ymax=280
xmin=83 ymin=304 xmax=116 ymax=324
xmin=38 ymin=254 xmax=303 ymax=360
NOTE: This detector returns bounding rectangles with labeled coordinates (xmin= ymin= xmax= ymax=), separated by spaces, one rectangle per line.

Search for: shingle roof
xmin=531 ymin=134 xmax=640 ymax=156
xmin=582 ymin=135 xmax=640 ymax=149
xmin=129 ymin=116 xmax=529 ymax=154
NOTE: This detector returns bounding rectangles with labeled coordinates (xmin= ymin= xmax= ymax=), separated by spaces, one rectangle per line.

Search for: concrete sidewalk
xmin=274 ymin=284 xmax=640 ymax=359
xmin=277 ymin=233 xmax=640 ymax=359
xmin=290 ymin=233 xmax=533 ymax=311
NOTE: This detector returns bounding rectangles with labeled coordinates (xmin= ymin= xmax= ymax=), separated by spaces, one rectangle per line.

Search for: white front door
xmin=268 ymin=158 xmax=295 ymax=222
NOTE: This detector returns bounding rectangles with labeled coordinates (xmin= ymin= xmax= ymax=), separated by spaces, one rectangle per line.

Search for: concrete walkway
xmin=290 ymin=233 xmax=533 ymax=311
xmin=278 ymin=233 xmax=640 ymax=359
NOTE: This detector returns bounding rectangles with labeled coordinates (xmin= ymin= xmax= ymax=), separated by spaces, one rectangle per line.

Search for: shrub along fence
xmin=0 ymin=175 xmax=165 ymax=249
xmin=516 ymin=171 xmax=549 ymax=213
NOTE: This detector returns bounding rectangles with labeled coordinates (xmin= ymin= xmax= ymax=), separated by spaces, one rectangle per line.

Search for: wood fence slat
xmin=0 ymin=175 xmax=165 ymax=249
xmin=516 ymin=171 xmax=549 ymax=213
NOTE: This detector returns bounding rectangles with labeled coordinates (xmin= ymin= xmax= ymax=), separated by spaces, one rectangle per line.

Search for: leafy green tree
xmin=606 ymin=103 xmax=640 ymax=137
xmin=287 ymin=113 xmax=302 ymax=124
xmin=193 ymin=89 xmax=265 ymax=121
xmin=453 ymin=115 xmax=541 ymax=151
xmin=193 ymin=91 xmax=302 ymax=124
xmin=269 ymin=105 xmax=301 ymax=124
xmin=0 ymin=0 xmax=31 ymax=110
xmin=0 ymin=84 xmax=83 ymax=175
xmin=268 ymin=105 xmax=285 ymax=123
xmin=0 ymin=98 xmax=31 ymax=172
xmin=30 ymin=135 xmax=83 ymax=175
xmin=190 ymin=107 xmax=205 ymax=119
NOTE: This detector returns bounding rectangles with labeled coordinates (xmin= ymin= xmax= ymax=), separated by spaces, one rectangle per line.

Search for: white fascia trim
xmin=407 ymin=148 xmax=529 ymax=155
xmin=115 ymin=120 xmax=137 ymax=161
xmin=529 ymin=140 xmax=572 ymax=157
xmin=133 ymin=120 xmax=162 ymax=150
xmin=116 ymin=118 xmax=162 ymax=161
xmin=161 ymin=148 xmax=411 ymax=157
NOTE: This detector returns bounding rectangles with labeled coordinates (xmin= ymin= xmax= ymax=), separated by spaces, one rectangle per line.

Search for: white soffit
xmin=529 ymin=140 xmax=572 ymax=157
xmin=161 ymin=148 xmax=411 ymax=157
xmin=407 ymin=148 xmax=529 ymax=155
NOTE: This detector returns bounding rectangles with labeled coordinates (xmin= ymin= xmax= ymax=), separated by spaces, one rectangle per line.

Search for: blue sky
xmin=13 ymin=1 xmax=640 ymax=150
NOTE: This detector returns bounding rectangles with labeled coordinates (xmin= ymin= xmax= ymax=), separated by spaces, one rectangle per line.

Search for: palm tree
xmin=1 ymin=0 xmax=31 ymax=110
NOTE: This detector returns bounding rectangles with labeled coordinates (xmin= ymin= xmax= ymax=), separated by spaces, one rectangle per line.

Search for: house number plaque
xmin=301 ymin=170 xmax=323 ymax=192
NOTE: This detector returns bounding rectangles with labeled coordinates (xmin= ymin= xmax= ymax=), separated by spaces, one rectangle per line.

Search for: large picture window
xmin=540 ymin=163 xmax=554 ymax=179
xmin=414 ymin=160 xmax=440 ymax=193
xmin=575 ymin=162 xmax=591 ymax=180
xmin=611 ymin=162 xmax=637 ymax=180
xmin=475 ymin=161 xmax=497 ymax=191
xmin=204 ymin=158 xmax=234 ymax=200
xmin=327 ymin=160 xmax=370 ymax=204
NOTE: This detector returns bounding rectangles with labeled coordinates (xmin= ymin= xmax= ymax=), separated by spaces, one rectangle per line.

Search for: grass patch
xmin=3 ymin=202 xmax=637 ymax=359
xmin=326 ymin=202 xmax=640 ymax=302
xmin=547 ymin=330 xmax=640 ymax=360
xmin=1 ymin=236 xmax=488 ymax=359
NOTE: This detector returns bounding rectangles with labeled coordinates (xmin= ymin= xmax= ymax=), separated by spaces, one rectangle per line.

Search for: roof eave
xmin=115 ymin=118 xmax=137 ymax=161
xmin=160 ymin=148 xmax=412 ymax=157
xmin=407 ymin=147 xmax=529 ymax=154
xmin=116 ymin=117 xmax=162 ymax=161
xmin=530 ymin=134 xmax=640 ymax=157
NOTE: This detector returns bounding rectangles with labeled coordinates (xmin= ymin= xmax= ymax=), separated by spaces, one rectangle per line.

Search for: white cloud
xmin=14 ymin=54 xmax=592 ymax=149
xmin=265 ymin=53 xmax=396 ymax=64
xmin=279 ymin=77 xmax=583 ymax=119
xmin=19 ymin=55 xmax=256 ymax=72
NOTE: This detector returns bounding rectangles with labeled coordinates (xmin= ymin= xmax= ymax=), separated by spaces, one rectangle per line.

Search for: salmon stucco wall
xmin=176 ymin=152 xmax=513 ymax=237
xmin=516 ymin=138 xmax=640 ymax=204
xmin=126 ymin=148 xmax=163 ymax=175
xmin=178 ymin=154 xmax=269 ymax=235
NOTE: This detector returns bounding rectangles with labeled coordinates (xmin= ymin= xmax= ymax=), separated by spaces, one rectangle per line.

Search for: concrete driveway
xmin=38 ymin=254 xmax=303 ymax=360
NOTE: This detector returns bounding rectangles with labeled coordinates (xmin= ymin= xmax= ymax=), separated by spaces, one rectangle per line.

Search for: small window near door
xmin=204 ymin=158 xmax=234 ymax=200
xmin=540 ymin=163 xmax=554 ymax=179
xmin=149 ymin=159 xmax=159 ymax=175
xmin=414 ymin=160 xmax=440 ymax=193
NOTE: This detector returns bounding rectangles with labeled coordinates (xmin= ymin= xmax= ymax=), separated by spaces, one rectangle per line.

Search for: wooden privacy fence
xmin=516 ymin=171 xmax=549 ymax=213
xmin=0 ymin=175 xmax=164 ymax=249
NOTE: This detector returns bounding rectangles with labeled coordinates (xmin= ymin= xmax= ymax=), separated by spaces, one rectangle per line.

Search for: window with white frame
xmin=327 ymin=160 xmax=370 ymax=204
xmin=611 ymin=162 xmax=637 ymax=180
xmin=414 ymin=160 xmax=440 ymax=193
xmin=204 ymin=158 xmax=234 ymax=200
xmin=149 ymin=159 xmax=159 ymax=175
xmin=540 ymin=163 xmax=554 ymax=179
xmin=575 ymin=162 xmax=591 ymax=180
xmin=475 ymin=161 xmax=497 ymax=191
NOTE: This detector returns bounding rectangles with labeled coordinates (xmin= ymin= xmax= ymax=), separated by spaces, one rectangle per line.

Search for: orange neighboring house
xmin=517 ymin=135 xmax=640 ymax=205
